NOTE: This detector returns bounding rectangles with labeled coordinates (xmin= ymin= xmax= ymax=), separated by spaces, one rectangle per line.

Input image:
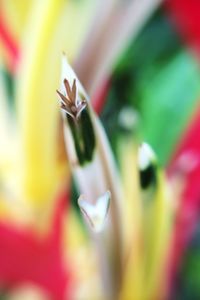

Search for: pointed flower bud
xmin=57 ymin=55 xmax=96 ymax=165
xmin=56 ymin=78 xmax=87 ymax=121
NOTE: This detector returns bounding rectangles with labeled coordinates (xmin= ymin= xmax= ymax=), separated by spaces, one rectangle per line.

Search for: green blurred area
xmin=102 ymin=10 xmax=200 ymax=166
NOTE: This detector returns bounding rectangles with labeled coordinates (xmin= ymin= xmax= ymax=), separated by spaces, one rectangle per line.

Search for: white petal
xmin=60 ymin=107 xmax=75 ymax=119
xmin=96 ymin=191 xmax=111 ymax=217
xmin=138 ymin=142 xmax=156 ymax=171
xmin=76 ymin=103 xmax=87 ymax=119
xmin=78 ymin=191 xmax=111 ymax=233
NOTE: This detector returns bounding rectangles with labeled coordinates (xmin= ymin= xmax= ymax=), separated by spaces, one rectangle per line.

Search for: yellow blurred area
xmin=0 ymin=0 xmax=99 ymax=227
xmin=119 ymin=141 xmax=173 ymax=300
xmin=1 ymin=0 xmax=33 ymax=41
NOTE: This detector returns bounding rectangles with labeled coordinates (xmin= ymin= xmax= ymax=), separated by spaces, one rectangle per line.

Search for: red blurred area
xmin=0 ymin=9 xmax=19 ymax=72
xmin=168 ymin=107 xmax=200 ymax=287
xmin=92 ymin=78 xmax=111 ymax=115
xmin=165 ymin=0 xmax=200 ymax=59
xmin=0 ymin=191 xmax=72 ymax=300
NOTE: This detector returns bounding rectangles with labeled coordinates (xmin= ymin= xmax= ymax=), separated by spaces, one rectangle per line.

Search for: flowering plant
xmin=1 ymin=0 xmax=200 ymax=299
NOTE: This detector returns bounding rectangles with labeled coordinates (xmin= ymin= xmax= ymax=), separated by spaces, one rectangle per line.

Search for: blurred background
xmin=1 ymin=0 xmax=200 ymax=299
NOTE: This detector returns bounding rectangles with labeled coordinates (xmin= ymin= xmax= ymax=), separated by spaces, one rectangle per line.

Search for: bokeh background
xmin=1 ymin=0 xmax=200 ymax=299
